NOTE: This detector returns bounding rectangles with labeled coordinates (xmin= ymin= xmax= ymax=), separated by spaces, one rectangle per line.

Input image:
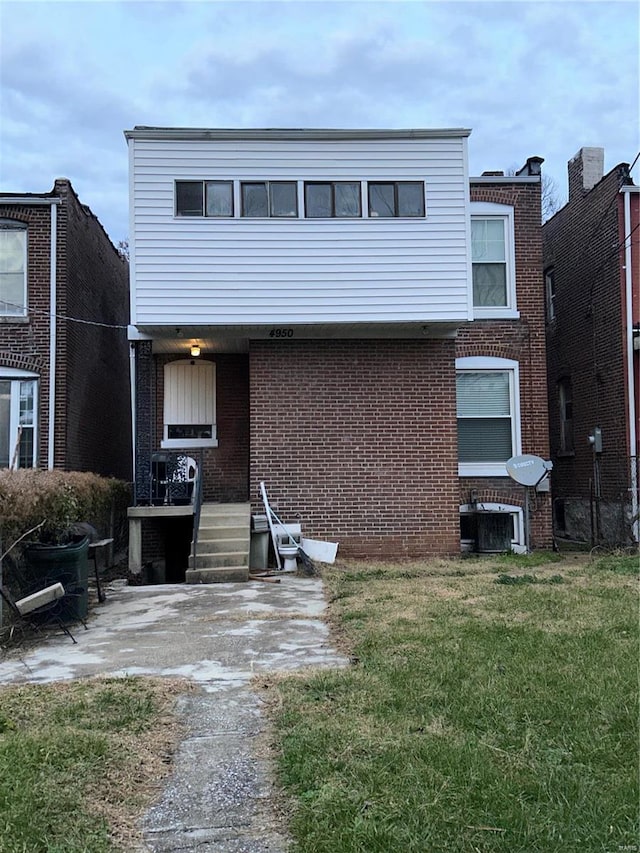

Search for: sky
xmin=1 ymin=0 xmax=638 ymax=244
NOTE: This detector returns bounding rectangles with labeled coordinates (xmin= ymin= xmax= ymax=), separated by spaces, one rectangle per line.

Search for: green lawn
xmin=270 ymin=553 xmax=639 ymax=853
xmin=0 ymin=676 xmax=188 ymax=852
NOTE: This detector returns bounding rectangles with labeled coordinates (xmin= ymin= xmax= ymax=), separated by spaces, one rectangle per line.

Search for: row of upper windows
xmin=0 ymin=206 xmax=518 ymax=316
xmin=175 ymin=180 xmax=426 ymax=219
xmin=0 ymin=210 xmax=515 ymax=316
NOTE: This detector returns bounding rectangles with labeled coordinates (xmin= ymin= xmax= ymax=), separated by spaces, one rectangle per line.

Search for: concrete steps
xmin=186 ymin=502 xmax=251 ymax=584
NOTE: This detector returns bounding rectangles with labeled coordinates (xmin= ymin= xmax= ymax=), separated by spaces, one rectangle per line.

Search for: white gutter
xmin=47 ymin=203 xmax=57 ymax=470
xmin=124 ymin=127 xmax=472 ymax=142
xmin=623 ymin=188 xmax=638 ymax=540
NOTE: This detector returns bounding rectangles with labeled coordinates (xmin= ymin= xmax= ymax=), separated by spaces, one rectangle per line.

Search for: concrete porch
xmin=127 ymin=502 xmax=251 ymax=583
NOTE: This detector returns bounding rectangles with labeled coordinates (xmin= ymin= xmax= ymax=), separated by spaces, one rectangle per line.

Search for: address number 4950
xmin=269 ymin=328 xmax=294 ymax=338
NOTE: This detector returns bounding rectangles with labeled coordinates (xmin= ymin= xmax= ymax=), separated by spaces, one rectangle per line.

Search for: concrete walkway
xmin=0 ymin=576 xmax=349 ymax=851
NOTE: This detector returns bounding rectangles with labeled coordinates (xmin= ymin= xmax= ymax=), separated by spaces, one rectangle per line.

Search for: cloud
xmin=0 ymin=0 xmax=637 ymax=240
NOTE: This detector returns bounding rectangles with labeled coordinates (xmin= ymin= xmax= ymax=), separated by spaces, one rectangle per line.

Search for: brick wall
xmin=152 ymin=353 xmax=249 ymax=502
xmin=55 ymin=180 xmax=132 ymax=479
xmin=1 ymin=182 xmax=131 ymax=478
xmin=543 ymin=161 xmax=632 ymax=542
xmin=462 ymin=180 xmax=553 ymax=548
xmin=249 ymin=338 xmax=460 ymax=557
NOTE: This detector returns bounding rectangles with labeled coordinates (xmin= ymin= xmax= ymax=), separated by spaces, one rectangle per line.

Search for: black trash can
xmin=25 ymin=536 xmax=90 ymax=621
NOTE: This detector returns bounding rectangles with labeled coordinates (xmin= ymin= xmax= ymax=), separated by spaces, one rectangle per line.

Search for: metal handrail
xmin=191 ymin=458 xmax=204 ymax=567
xmin=135 ymin=451 xmax=200 ymax=506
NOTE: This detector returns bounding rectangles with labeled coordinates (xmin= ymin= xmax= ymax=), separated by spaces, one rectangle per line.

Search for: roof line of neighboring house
xmin=544 ymin=161 xmax=635 ymax=225
xmin=0 ymin=195 xmax=61 ymax=205
xmin=124 ymin=126 xmax=472 ymax=141
xmin=0 ymin=179 xmax=124 ymax=256
xmin=470 ymin=176 xmax=540 ymax=184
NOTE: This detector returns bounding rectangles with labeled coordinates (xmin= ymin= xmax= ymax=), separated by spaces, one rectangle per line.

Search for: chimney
xmin=568 ymin=147 xmax=604 ymax=200
xmin=516 ymin=156 xmax=544 ymax=177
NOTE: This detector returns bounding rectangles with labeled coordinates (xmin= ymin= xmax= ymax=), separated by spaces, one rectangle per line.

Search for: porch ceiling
xmin=136 ymin=322 xmax=464 ymax=355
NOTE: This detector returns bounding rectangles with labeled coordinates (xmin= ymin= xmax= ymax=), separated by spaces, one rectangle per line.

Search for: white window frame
xmin=459 ymin=502 xmax=526 ymax=554
xmin=162 ymin=359 xmax=218 ymax=449
xmin=0 ymin=220 xmax=28 ymax=317
xmin=456 ymin=356 xmax=521 ymax=477
xmin=470 ymin=202 xmax=518 ymax=319
xmin=0 ymin=367 xmax=38 ymax=468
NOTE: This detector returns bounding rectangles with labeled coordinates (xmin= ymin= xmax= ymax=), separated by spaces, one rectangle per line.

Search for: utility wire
xmin=590 ymin=221 xmax=640 ymax=278
xmin=1 ymin=300 xmax=128 ymax=329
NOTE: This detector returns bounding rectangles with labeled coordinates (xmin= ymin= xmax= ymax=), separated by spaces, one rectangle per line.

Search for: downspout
xmin=130 ymin=343 xmax=136 ymax=498
xmin=128 ymin=135 xmax=137 ymax=490
xmin=624 ymin=189 xmax=638 ymax=541
xmin=47 ymin=203 xmax=57 ymax=470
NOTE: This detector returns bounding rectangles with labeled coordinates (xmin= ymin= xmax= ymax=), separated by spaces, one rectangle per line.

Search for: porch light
xmin=190 ymin=343 xmax=201 ymax=357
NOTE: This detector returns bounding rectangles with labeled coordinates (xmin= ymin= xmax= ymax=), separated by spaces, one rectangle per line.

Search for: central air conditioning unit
xmin=476 ymin=512 xmax=512 ymax=553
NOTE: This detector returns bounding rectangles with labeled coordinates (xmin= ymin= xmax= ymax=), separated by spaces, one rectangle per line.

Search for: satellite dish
xmin=506 ymin=454 xmax=553 ymax=487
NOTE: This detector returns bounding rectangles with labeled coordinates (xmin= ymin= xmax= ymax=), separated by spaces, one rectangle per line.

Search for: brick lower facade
xmin=249 ymin=338 xmax=460 ymax=556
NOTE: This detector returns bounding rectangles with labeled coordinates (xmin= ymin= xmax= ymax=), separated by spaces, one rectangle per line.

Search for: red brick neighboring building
xmin=0 ymin=179 xmax=131 ymax=479
xmin=542 ymin=148 xmax=639 ymax=545
xmin=125 ymin=128 xmax=552 ymax=575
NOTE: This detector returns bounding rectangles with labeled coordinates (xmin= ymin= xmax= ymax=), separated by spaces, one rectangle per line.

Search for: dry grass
xmin=269 ymin=552 xmax=639 ymax=853
xmin=0 ymin=676 xmax=195 ymax=852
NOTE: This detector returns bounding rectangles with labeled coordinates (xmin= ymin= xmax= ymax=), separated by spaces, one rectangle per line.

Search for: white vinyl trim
xmin=128 ymin=139 xmax=137 ymax=325
xmin=462 ymin=136 xmax=474 ymax=321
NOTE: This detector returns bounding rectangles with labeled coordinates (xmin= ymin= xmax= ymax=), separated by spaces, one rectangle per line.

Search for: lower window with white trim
xmin=0 ymin=369 xmax=38 ymax=468
xmin=456 ymin=356 xmax=521 ymax=477
xmin=162 ymin=359 xmax=218 ymax=449
xmin=460 ymin=503 xmax=526 ymax=554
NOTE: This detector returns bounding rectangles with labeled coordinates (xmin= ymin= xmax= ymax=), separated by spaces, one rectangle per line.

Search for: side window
xmin=176 ymin=181 xmax=234 ymax=217
xmin=176 ymin=182 xmax=204 ymax=217
xmin=470 ymin=203 xmax=517 ymax=317
xmin=240 ymin=182 xmax=297 ymax=217
xmin=0 ymin=220 xmax=27 ymax=316
xmin=305 ymin=182 xmax=361 ymax=218
xmin=162 ymin=359 xmax=217 ymax=448
xmin=205 ymin=182 xmax=233 ymax=217
xmin=456 ymin=356 xmax=521 ymax=476
xmin=545 ymin=266 xmax=556 ymax=321
xmin=558 ymin=377 xmax=574 ymax=453
xmin=0 ymin=371 xmax=38 ymax=468
xmin=368 ymin=182 xmax=425 ymax=217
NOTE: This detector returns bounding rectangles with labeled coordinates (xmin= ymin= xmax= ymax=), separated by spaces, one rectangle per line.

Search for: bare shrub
xmin=0 ymin=469 xmax=130 ymax=549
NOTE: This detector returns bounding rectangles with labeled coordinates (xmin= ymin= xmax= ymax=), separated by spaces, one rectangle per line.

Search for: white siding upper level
xmin=126 ymin=128 xmax=473 ymax=328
